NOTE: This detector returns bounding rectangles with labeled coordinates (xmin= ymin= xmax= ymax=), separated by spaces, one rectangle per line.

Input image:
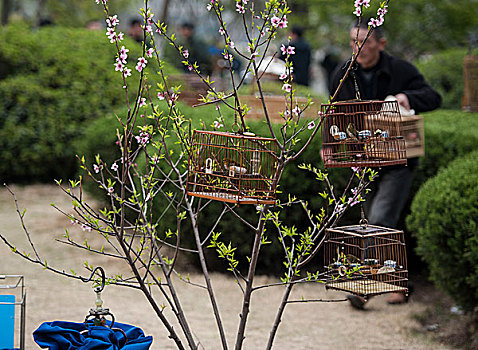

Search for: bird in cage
xmin=224 ymin=160 xmax=247 ymax=177
xmin=346 ymin=123 xmax=359 ymax=141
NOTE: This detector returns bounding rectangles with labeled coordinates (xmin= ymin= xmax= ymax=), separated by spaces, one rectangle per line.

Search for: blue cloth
xmin=33 ymin=321 xmax=153 ymax=350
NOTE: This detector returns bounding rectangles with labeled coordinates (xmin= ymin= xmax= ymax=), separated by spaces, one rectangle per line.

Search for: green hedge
xmin=407 ymin=150 xmax=478 ymax=311
xmin=0 ymin=23 xmax=175 ymax=182
xmin=415 ymin=48 xmax=467 ymax=110
xmin=414 ymin=110 xmax=478 ymax=191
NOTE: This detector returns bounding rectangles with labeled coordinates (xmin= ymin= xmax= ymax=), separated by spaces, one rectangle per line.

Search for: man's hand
xmin=395 ymin=93 xmax=410 ymax=111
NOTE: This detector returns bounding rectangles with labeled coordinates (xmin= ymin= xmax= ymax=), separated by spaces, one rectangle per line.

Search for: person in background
xmin=167 ymin=22 xmax=213 ymax=75
xmin=128 ymin=18 xmax=143 ymax=43
xmin=279 ymin=26 xmax=311 ymax=86
xmin=329 ymin=19 xmax=441 ymax=309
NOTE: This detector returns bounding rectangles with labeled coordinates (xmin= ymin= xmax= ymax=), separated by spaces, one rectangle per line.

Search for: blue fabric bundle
xmin=33 ymin=321 xmax=153 ymax=350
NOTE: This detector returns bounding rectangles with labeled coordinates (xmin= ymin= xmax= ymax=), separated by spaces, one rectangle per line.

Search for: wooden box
xmin=241 ymin=95 xmax=319 ymax=121
xmin=401 ymin=115 xmax=425 ymax=158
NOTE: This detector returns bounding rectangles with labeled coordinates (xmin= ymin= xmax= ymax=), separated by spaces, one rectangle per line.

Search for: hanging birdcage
xmin=321 ymin=100 xmax=407 ymax=168
xmin=187 ymin=130 xmax=280 ymax=205
xmin=323 ymin=223 xmax=408 ymax=298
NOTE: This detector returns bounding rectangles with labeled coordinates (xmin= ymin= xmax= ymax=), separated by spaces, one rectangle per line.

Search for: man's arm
xmin=400 ymin=63 xmax=442 ymax=113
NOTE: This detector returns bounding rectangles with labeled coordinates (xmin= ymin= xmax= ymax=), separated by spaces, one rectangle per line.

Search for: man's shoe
xmin=347 ymin=294 xmax=366 ymax=310
xmin=387 ymin=292 xmax=407 ymax=304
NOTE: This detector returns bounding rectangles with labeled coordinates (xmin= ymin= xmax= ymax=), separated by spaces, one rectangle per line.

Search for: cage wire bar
xmin=321 ymin=100 xmax=407 ymax=168
xmin=187 ymin=130 xmax=280 ymax=205
xmin=0 ymin=275 xmax=26 ymax=350
xmin=324 ymin=224 xmax=408 ymax=298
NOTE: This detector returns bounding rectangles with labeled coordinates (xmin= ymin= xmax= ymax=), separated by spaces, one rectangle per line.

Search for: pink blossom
xmin=271 ymin=15 xmax=281 ymax=27
xmin=229 ymin=41 xmax=235 ymax=49
xmin=307 ymin=121 xmax=315 ymax=130
xmin=135 ymin=131 xmax=150 ymax=145
xmin=123 ymin=67 xmax=132 ymax=78
xmin=207 ymin=3 xmax=213 ymax=11
xmin=157 ymin=92 xmax=165 ymax=100
xmin=219 ymin=27 xmax=225 ymax=35
xmin=146 ymin=48 xmax=154 ymax=58
xmin=145 ymin=25 xmax=152 ymax=34
xmin=169 ymin=93 xmax=178 ymax=106
xmin=353 ymin=7 xmax=362 ymax=16
xmin=93 ymin=164 xmax=101 ymax=173
xmin=108 ymin=187 xmax=114 ymax=194
xmin=280 ymin=44 xmax=287 ymax=55
xmin=114 ymin=60 xmax=124 ymax=72
xmin=95 ymin=0 xmax=107 ymax=4
xmin=293 ymin=106 xmax=301 ymax=116
xmin=151 ymin=155 xmax=159 ymax=164
xmin=106 ymin=27 xmax=115 ymax=37
xmin=279 ymin=73 xmax=287 ymax=80
xmin=368 ymin=17 xmax=380 ymax=28
xmin=111 ymin=163 xmax=118 ymax=171
xmin=377 ymin=6 xmax=388 ymax=16
xmin=236 ymin=3 xmax=245 ymax=14
xmin=183 ymin=49 xmax=189 ymax=58
xmin=81 ymin=223 xmax=92 ymax=232
xmin=282 ymin=83 xmax=291 ymax=93
xmin=136 ymin=57 xmax=147 ymax=72
xmin=106 ymin=15 xmax=119 ymax=27
xmin=287 ymin=45 xmax=295 ymax=55
xmin=188 ymin=65 xmax=193 ymax=71
xmin=213 ymin=120 xmax=223 ymax=128
xmin=351 ymin=167 xmax=360 ymax=173
xmin=139 ymin=97 xmax=147 ymax=107
xmin=278 ymin=16 xmax=288 ymax=29
xmin=119 ymin=46 xmax=129 ymax=63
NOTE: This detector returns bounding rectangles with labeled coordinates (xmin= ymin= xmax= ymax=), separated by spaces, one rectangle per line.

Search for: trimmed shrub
xmin=406 ymin=150 xmax=478 ymax=311
xmin=0 ymin=23 xmax=175 ymax=182
xmin=415 ymin=48 xmax=467 ymax=110
xmin=413 ymin=110 xmax=478 ymax=192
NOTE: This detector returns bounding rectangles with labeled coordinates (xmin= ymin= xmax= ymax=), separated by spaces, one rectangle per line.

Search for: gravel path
xmin=0 ymin=184 xmax=452 ymax=349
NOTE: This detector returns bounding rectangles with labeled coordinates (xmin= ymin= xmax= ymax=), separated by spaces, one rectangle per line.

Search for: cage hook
xmin=359 ymin=204 xmax=368 ymax=228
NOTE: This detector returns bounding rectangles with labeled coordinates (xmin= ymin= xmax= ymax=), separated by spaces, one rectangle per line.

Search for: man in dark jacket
xmin=329 ymin=21 xmax=441 ymax=307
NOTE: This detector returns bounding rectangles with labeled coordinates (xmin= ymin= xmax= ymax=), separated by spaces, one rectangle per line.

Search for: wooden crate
xmin=241 ymin=95 xmax=319 ymax=121
xmin=462 ymin=55 xmax=478 ymax=112
xmin=402 ymin=115 xmax=424 ymax=158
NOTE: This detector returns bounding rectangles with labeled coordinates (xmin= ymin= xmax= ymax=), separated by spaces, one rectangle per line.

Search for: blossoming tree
xmin=1 ymin=0 xmax=391 ymax=348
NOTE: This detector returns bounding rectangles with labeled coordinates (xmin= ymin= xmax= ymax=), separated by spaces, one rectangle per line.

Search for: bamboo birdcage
xmin=187 ymin=130 xmax=280 ymax=205
xmin=324 ymin=224 xmax=408 ymax=298
xmin=321 ymin=100 xmax=407 ymax=168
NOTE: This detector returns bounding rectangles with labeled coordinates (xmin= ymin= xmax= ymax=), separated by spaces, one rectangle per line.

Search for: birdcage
xmin=321 ymin=100 xmax=407 ymax=168
xmin=187 ymin=130 xmax=280 ymax=205
xmin=323 ymin=224 xmax=408 ymax=298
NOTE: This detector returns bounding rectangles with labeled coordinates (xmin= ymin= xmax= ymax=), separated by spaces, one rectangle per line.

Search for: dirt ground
xmin=0 ymin=184 xmax=454 ymax=350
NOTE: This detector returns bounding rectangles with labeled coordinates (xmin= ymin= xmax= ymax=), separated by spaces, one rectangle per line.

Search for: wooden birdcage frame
xmin=323 ymin=224 xmax=408 ymax=298
xmin=321 ymin=100 xmax=407 ymax=168
xmin=187 ymin=130 xmax=280 ymax=205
